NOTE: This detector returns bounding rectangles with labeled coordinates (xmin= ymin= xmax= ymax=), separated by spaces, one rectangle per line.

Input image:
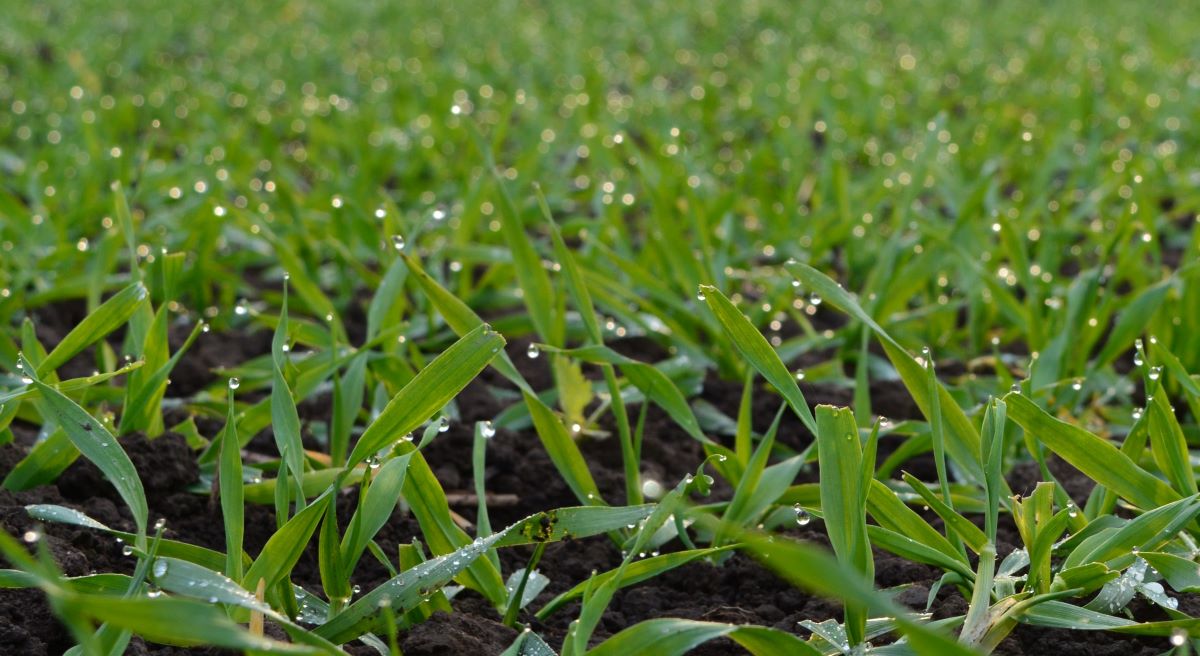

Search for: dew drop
xmin=526 ymin=343 xmax=540 ymax=359
xmin=808 ymin=293 xmax=822 ymax=306
xmin=228 ymin=377 xmax=241 ymax=390
xmin=1010 ymin=383 xmax=1022 ymax=394
xmin=480 ymin=421 xmax=496 ymax=439
xmin=153 ymin=559 xmax=169 ymax=577
xmin=154 ymin=518 xmax=167 ymax=531
xmin=794 ymin=505 xmax=812 ymax=526
xmin=391 ymin=234 xmax=406 ymax=251
xmin=122 ymin=544 xmax=135 ymax=556
xmin=1133 ymin=353 xmax=1144 ymax=367
xmin=1066 ymin=503 xmax=1078 ymax=518
xmin=1132 ymin=407 xmax=1144 ymax=420
xmin=22 ymin=529 xmax=40 ymax=543
xmin=696 ymin=288 xmax=706 ymax=301
xmin=1149 ymin=366 xmax=1162 ymax=381
xmin=438 ymin=416 xmax=450 ymax=433
xmin=641 ymin=478 xmax=664 ymax=500
xmin=1071 ymin=379 xmax=1083 ymax=391
xmin=1170 ymin=629 xmax=1186 ymax=646
xmin=794 ymin=369 xmax=806 ymax=381
xmin=352 ymin=584 xmax=362 ymax=594
xmin=147 ymin=588 xmax=163 ymax=598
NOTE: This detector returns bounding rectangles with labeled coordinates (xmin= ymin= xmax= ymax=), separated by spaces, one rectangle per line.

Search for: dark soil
xmin=0 ymin=329 xmax=1188 ymax=655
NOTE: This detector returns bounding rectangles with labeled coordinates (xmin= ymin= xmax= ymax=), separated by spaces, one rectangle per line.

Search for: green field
xmin=2 ymin=0 xmax=1200 ymax=654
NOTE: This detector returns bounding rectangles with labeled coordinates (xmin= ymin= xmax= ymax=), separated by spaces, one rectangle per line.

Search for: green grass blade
xmin=62 ymin=593 xmax=320 ymax=654
xmin=271 ymin=283 xmax=306 ymax=493
xmin=815 ymin=405 xmax=872 ymax=644
xmin=699 ymin=285 xmax=817 ymax=434
xmin=346 ymin=324 xmax=504 ymax=468
xmin=588 ymin=618 xmax=819 ymax=656
xmin=36 ymin=281 xmax=148 ymax=377
xmin=523 ymin=389 xmax=603 ymax=504
xmin=218 ymin=386 xmax=244 ymax=582
xmin=340 ymin=453 xmax=412 ymax=570
xmin=242 ymin=491 xmax=331 ymax=591
xmin=536 ymin=546 xmax=735 ymax=619
xmin=400 ymin=253 xmax=532 ymax=393
xmin=786 ymin=261 xmax=986 ymax=485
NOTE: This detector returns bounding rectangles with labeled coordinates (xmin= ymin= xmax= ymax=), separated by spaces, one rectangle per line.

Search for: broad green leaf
xmin=1146 ymin=392 xmax=1197 ymax=496
xmin=1140 ymin=551 xmax=1200 ymax=593
xmin=1063 ymin=496 xmax=1200 ymax=569
xmin=28 ymin=376 xmax=148 ymax=537
xmin=1005 ymin=393 xmax=1179 ymax=510
xmin=271 ymin=285 xmax=306 ymax=487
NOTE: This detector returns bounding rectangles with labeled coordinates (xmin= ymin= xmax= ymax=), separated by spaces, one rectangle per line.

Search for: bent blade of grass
xmin=36 ymin=281 xmax=148 ymax=377
xmin=346 ymin=324 xmax=504 ymax=468
xmin=27 ymin=374 xmax=147 ymax=539
xmin=732 ymin=528 xmax=976 ymax=655
xmin=1063 ymin=495 xmax=1200 ymax=569
xmin=1139 ymin=551 xmax=1200 ymax=593
xmin=699 ymin=285 xmax=816 ymax=435
xmin=26 ymin=504 xmax=234 ymax=572
xmin=786 ymin=262 xmax=986 ymax=486
xmin=150 ymin=557 xmax=343 ymax=653
xmin=901 ymin=472 xmax=988 ymax=554
xmin=396 ymin=444 xmax=507 ymax=605
xmin=317 ymin=505 xmax=651 ymax=643
xmin=536 ymin=546 xmax=736 ymax=619
xmin=588 ymin=618 xmax=819 ymax=656
xmin=61 ymin=593 xmax=323 ymax=654
xmin=1003 ymin=392 xmax=1179 ymax=510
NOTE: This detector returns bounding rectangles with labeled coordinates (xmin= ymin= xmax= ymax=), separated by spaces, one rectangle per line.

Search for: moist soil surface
xmin=0 ymin=328 xmax=1189 ymax=655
